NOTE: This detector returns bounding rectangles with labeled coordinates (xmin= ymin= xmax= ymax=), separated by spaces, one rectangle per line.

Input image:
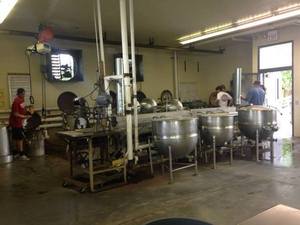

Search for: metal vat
xmin=0 ymin=126 xmax=12 ymax=164
xmin=165 ymin=99 xmax=183 ymax=112
xmin=198 ymin=112 xmax=236 ymax=146
xmin=140 ymin=98 xmax=157 ymax=113
xmin=152 ymin=116 xmax=198 ymax=158
xmin=238 ymin=105 xmax=278 ymax=140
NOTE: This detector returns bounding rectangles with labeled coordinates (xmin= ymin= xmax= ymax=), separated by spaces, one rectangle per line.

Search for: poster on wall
xmin=7 ymin=74 xmax=32 ymax=106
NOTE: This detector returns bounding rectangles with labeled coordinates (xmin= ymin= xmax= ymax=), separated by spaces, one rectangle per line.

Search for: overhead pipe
xmin=120 ymin=0 xmax=133 ymax=161
xmin=0 ymin=29 xmax=225 ymax=54
xmin=129 ymin=0 xmax=139 ymax=151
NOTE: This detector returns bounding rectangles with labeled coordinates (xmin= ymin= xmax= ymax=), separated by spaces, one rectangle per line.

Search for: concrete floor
xmin=1 ymin=138 xmax=300 ymax=225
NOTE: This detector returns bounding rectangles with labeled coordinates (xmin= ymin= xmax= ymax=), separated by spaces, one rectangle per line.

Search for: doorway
xmin=258 ymin=42 xmax=293 ymax=139
xmin=261 ymin=70 xmax=293 ymax=138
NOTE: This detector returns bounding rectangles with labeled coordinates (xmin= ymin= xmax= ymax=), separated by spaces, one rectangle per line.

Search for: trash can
xmin=144 ymin=218 xmax=212 ymax=225
xmin=0 ymin=126 xmax=12 ymax=164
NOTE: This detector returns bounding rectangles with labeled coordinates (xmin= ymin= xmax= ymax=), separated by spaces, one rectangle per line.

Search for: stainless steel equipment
xmin=233 ymin=68 xmax=242 ymax=105
xmin=238 ymin=105 xmax=278 ymax=140
xmin=198 ymin=111 xmax=236 ymax=146
xmin=115 ymin=57 xmax=125 ymax=115
xmin=152 ymin=116 xmax=198 ymax=158
xmin=0 ymin=126 xmax=12 ymax=164
xmin=165 ymin=99 xmax=183 ymax=112
xmin=140 ymin=98 xmax=157 ymax=113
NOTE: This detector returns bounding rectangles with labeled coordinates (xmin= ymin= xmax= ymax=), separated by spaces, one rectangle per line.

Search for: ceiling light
xmin=204 ymin=22 xmax=233 ymax=33
xmin=0 ymin=0 xmax=18 ymax=24
xmin=179 ymin=4 xmax=300 ymax=45
xmin=236 ymin=11 xmax=272 ymax=25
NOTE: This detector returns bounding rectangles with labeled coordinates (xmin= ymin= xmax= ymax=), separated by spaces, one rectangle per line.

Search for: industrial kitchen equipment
xmin=238 ymin=105 xmax=278 ymax=162
xmin=164 ymin=99 xmax=184 ymax=112
xmin=238 ymin=105 xmax=278 ymax=140
xmin=152 ymin=116 xmax=198 ymax=183
xmin=198 ymin=111 xmax=236 ymax=146
xmin=140 ymin=98 xmax=157 ymax=113
xmin=152 ymin=116 xmax=198 ymax=158
xmin=198 ymin=111 xmax=236 ymax=169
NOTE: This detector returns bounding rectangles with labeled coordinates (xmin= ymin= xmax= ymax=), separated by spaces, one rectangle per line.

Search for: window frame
xmin=46 ymin=48 xmax=84 ymax=82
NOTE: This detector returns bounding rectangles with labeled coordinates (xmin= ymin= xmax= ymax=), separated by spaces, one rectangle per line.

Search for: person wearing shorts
xmin=9 ymin=88 xmax=30 ymax=160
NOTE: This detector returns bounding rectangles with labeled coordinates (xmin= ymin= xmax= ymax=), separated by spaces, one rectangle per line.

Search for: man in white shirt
xmin=216 ymin=85 xmax=233 ymax=107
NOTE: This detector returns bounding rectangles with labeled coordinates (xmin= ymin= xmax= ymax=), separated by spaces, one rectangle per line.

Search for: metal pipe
xmin=194 ymin=146 xmax=198 ymax=175
xmin=173 ymin=51 xmax=179 ymax=99
xmin=233 ymin=68 xmax=242 ymax=105
xmin=96 ymin=0 xmax=106 ymax=76
xmin=213 ymin=136 xmax=216 ymax=169
xmin=129 ymin=0 xmax=139 ymax=151
xmin=115 ymin=58 xmax=125 ymax=115
xmin=168 ymin=146 xmax=174 ymax=184
xmin=256 ymin=129 xmax=259 ymax=162
xmin=120 ymin=0 xmax=133 ymax=161
xmin=0 ymin=29 xmax=225 ymax=54
xmin=93 ymin=5 xmax=101 ymax=80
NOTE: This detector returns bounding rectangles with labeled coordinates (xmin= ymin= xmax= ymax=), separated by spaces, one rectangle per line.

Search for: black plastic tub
xmin=144 ymin=218 xmax=212 ymax=225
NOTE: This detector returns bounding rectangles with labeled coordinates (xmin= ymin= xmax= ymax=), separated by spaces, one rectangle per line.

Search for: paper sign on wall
xmin=7 ymin=74 xmax=32 ymax=106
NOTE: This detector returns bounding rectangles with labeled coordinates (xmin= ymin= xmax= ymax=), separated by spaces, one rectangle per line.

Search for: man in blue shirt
xmin=242 ymin=80 xmax=265 ymax=105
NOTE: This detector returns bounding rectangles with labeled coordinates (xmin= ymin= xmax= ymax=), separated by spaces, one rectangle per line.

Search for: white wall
xmin=180 ymin=42 xmax=253 ymax=102
xmin=252 ymin=25 xmax=300 ymax=136
xmin=0 ymin=34 xmax=252 ymax=110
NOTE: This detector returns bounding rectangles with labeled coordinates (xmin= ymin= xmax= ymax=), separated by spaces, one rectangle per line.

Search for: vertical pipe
xmin=174 ymin=51 xmax=179 ymax=99
xmin=96 ymin=0 xmax=106 ymax=76
xmin=120 ymin=0 xmax=133 ymax=161
xmin=233 ymin=68 xmax=242 ymax=105
xmin=148 ymin=138 xmax=153 ymax=176
xmin=115 ymin=58 xmax=125 ymax=115
xmin=213 ymin=136 xmax=216 ymax=169
xmin=129 ymin=0 xmax=139 ymax=151
xmin=168 ymin=146 xmax=174 ymax=184
xmin=194 ymin=146 xmax=198 ymax=176
xmin=230 ymin=139 xmax=233 ymax=165
xmin=256 ymin=129 xmax=259 ymax=162
xmin=93 ymin=5 xmax=101 ymax=80
xmin=270 ymin=136 xmax=274 ymax=163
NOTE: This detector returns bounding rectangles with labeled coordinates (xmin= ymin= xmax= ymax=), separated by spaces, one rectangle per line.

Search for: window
xmin=259 ymin=42 xmax=292 ymax=70
xmin=51 ymin=53 xmax=74 ymax=81
xmin=46 ymin=49 xmax=83 ymax=82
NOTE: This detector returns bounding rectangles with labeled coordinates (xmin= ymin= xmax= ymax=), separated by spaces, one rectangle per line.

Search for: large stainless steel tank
xmin=152 ymin=116 xmax=198 ymax=158
xmin=238 ymin=105 xmax=278 ymax=140
xmin=0 ymin=126 xmax=12 ymax=164
xmin=198 ymin=112 xmax=236 ymax=146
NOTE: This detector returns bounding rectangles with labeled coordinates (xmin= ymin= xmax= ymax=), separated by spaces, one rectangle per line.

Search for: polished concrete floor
xmin=1 ymin=138 xmax=300 ymax=225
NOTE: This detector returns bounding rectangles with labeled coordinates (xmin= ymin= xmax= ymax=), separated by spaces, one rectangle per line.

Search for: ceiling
xmin=1 ymin=0 xmax=299 ymax=47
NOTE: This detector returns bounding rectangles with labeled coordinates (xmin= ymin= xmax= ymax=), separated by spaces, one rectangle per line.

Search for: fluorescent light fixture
xmin=204 ymin=22 xmax=233 ymax=33
xmin=0 ymin=0 xmax=18 ymax=24
xmin=179 ymin=4 xmax=300 ymax=45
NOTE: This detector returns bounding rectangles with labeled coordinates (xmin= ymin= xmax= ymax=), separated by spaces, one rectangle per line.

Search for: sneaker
xmin=19 ymin=155 xmax=30 ymax=161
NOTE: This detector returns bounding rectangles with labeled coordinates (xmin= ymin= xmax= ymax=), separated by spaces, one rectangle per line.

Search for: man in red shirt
xmin=9 ymin=88 xmax=30 ymax=160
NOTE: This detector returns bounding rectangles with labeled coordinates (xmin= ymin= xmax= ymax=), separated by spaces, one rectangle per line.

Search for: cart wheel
xmin=62 ymin=181 xmax=69 ymax=187
xmin=79 ymin=187 xmax=87 ymax=193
